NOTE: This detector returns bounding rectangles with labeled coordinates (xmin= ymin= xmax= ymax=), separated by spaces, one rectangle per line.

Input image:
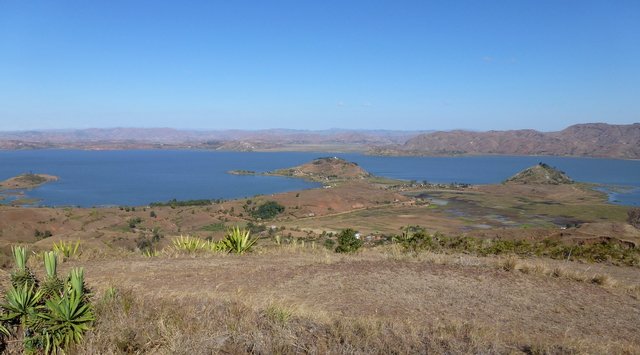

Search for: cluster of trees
xmin=149 ymin=198 xmax=225 ymax=208
xmin=34 ymin=229 xmax=53 ymax=239
xmin=246 ymin=201 xmax=285 ymax=220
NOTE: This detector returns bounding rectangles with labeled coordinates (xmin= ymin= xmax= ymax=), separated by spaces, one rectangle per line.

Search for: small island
xmin=229 ymin=157 xmax=372 ymax=183
xmin=0 ymin=173 xmax=58 ymax=190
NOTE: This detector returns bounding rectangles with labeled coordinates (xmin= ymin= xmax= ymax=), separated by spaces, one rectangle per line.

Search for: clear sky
xmin=1 ymin=1 xmax=638 ymax=131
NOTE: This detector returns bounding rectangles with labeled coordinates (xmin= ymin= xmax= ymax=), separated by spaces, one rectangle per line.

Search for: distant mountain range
xmin=1 ymin=123 xmax=638 ymax=159
xmin=371 ymin=123 xmax=640 ymax=159
xmin=0 ymin=128 xmax=422 ymax=152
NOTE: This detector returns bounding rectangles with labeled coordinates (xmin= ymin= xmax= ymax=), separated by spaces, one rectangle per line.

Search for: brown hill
xmin=391 ymin=123 xmax=640 ymax=159
xmin=504 ymin=163 xmax=574 ymax=185
xmin=270 ymin=157 xmax=371 ymax=182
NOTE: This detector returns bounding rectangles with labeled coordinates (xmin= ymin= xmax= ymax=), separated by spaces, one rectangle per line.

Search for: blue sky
xmin=1 ymin=0 xmax=638 ymax=131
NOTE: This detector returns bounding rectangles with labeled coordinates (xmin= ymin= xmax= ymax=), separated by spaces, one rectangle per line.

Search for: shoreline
xmin=2 ymin=146 xmax=640 ymax=161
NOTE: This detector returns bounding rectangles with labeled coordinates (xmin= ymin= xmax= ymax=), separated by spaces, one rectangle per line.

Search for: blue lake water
xmin=0 ymin=150 xmax=638 ymax=207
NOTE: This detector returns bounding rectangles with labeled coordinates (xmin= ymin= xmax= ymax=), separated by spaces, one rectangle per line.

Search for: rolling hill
xmin=373 ymin=123 xmax=640 ymax=159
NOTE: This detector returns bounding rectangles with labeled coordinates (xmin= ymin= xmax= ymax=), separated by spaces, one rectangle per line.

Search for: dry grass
xmin=47 ymin=246 xmax=640 ymax=354
xmin=75 ymin=288 xmax=638 ymax=355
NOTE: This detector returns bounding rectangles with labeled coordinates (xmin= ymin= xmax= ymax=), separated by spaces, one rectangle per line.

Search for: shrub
xmin=128 ymin=217 xmax=143 ymax=229
xmin=251 ymin=201 xmax=285 ymax=220
xmin=34 ymin=229 xmax=53 ymax=239
xmin=246 ymin=221 xmax=267 ymax=235
xmin=335 ymin=229 xmax=363 ymax=253
xmin=394 ymin=226 xmax=640 ymax=266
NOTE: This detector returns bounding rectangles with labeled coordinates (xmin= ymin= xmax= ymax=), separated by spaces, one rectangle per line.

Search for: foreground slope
xmin=53 ymin=248 xmax=640 ymax=354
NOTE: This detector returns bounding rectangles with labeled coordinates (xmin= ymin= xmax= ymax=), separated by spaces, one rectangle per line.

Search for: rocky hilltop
xmin=269 ymin=157 xmax=371 ymax=182
xmin=374 ymin=123 xmax=640 ymax=159
xmin=504 ymin=163 xmax=574 ymax=185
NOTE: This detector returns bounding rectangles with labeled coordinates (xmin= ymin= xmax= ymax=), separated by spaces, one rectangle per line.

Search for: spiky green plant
xmin=39 ymin=277 xmax=94 ymax=353
xmin=52 ymin=240 xmax=81 ymax=260
xmin=207 ymin=240 xmax=227 ymax=252
xmin=222 ymin=227 xmax=258 ymax=254
xmin=0 ymin=321 xmax=9 ymax=337
xmin=10 ymin=246 xmax=37 ymax=289
xmin=1 ymin=247 xmax=95 ymax=353
xmin=143 ymin=248 xmax=159 ymax=257
xmin=41 ymin=252 xmax=64 ymax=299
xmin=0 ymin=283 xmax=43 ymax=328
xmin=172 ymin=235 xmax=207 ymax=253
xmin=12 ymin=246 xmax=27 ymax=271
xmin=172 ymin=235 xmax=225 ymax=253
xmin=67 ymin=268 xmax=89 ymax=302
xmin=43 ymin=251 xmax=58 ymax=279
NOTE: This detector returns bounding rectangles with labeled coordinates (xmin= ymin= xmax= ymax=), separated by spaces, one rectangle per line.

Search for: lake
xmin=0 ymin=150 xmax=638 ymax=207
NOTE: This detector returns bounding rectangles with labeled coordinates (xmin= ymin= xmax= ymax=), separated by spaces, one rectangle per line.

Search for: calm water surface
xmin=0 ymin=150 xmax=638 ymax=207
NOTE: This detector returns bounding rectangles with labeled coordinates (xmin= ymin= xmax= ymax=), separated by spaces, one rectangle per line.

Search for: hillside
xmin=504 ymin=163 xmax=574 ymax=185
xmin=269 ymin=157 xmax=371 ymax=182
xmin=377 ymin=123 xmax=640 ymax=159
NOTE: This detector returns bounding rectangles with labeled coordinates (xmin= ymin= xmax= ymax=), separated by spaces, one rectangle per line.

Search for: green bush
xmin=128 ymin=217 xmax=142 ymax=229
xmin=250 ymin=201 xmax=285 ymax=220
xmin=34 ymin=229 xmax=53 ymax=239
xmin=335 ymin=229 xmax=363 ymax=253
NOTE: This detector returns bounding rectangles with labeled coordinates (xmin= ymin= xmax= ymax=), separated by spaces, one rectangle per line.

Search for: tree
xmin=335 ymin=229 xmax=363 ymax=253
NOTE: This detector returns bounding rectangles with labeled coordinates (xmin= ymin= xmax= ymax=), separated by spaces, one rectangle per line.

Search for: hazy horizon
xmin=2 ymin=122 xmax=638 ymax=135
xmin=2 ymin=1 xmax=638 ymax=131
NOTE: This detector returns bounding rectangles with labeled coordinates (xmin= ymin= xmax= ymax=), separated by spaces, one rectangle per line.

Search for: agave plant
xmin=0 ymin=283 xmax=43 ymax=329
xmin=67 ymin=267 xmax=88 ymax=297
xmin=142 ymin=248 xmax=159 ymax=257
xmin=41 ymin=252 xmax=64 ymax=299
xmin=0 ymin=321 xmax=9 ymax=337
xmin=10 ymin=246 xmax=37 ymax=289
xmin=222 ymin=227 xmax=258 ymax=254
xmin=12 ymin=246 xmax=27 ymax=271
xmin=173 ymin=235 xmax=206 ymax=253
xmin=172 ymin=235 xmax=225 ymax=253
xmin=39 ymin=287 xmax=94 ymax=353
xmin=1 ymin=247 xmax=95 ymax=353
xmin=43 ymin=251 xmax=58 ymax=279
xmin=52 ymin=240 xmax=81 ymax=260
